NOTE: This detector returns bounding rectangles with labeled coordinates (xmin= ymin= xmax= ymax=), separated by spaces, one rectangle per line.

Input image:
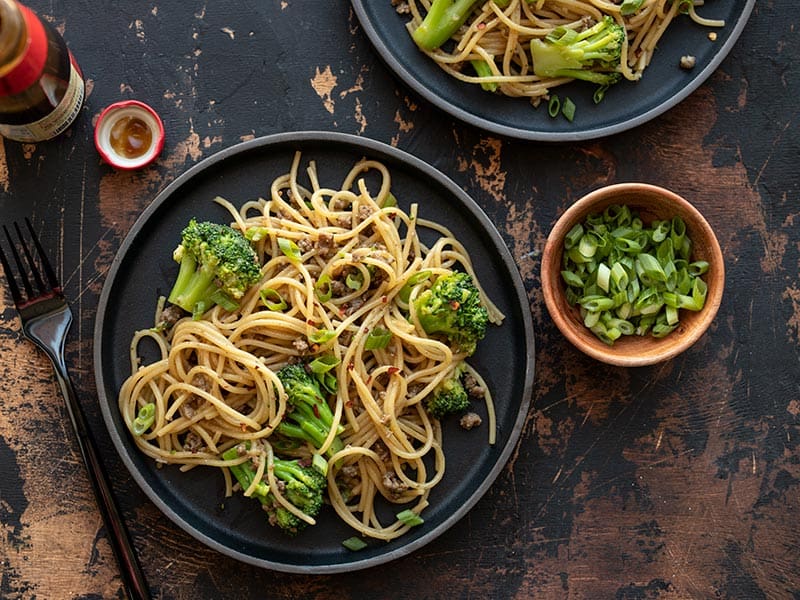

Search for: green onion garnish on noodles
xmin=315 ymin=273 xmax=333 ymax=302
xmin=308 ymin=329 xmax=336 ymax=344
xmin=132 ymin=403 xmax=156 ymax=436
xmin=342 ymin=536 xmax=368 ymax=551
xmin=548 ymin=94 xmax=561 ymax=118
xmin=560 ymin=205 xmax=709 ymax=344
xmin=259 ymin=287 xmax=287 ymax=311
xmin=562 ymin=97 xmax=576 ymax=122
xmin=278 ymin=237 xmax=301 ymax=262
xmin=396 ymin=509 xmax=424 ymax=527
xmin=364 ymin=326 xmax=392 ymax=350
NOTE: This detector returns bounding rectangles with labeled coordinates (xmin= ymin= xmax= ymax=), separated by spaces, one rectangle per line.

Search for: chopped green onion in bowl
xmin=541 ymin=183 xmax=725 ymax=367
xmin=559 ymin=203 xmax=707 ymax=345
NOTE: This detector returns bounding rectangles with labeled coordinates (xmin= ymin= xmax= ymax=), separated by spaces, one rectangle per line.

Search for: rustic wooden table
xmin=1 ymin=2 xmax=797 ymax=599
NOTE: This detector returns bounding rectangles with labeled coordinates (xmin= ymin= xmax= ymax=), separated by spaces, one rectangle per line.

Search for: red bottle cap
xmin=94 ymin=100 xmax=164 ymax=170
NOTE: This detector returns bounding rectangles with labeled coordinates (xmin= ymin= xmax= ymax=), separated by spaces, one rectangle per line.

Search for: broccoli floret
xmin=426 ymin=364 xmax=470 ymax=419
xmin=412 ymin=272 xmax=489 ymax=356
xmin=223 ymin=445 xmax=326 ymax=536
xmin=274 ymin=364 xmax=345 ymax=464
xmin=531 ymin=16 xmax=624 ymax=86
xmin=412 ymin=0 xmax=510 ymax=51
xmin=167 ymin=219 xmax=261 ymax=319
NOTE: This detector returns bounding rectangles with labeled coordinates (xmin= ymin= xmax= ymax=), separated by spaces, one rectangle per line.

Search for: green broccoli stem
xmin=292 ymin=389 xmax=338 ymax=432
xmin=277 ymin=419 xmax=327 ymax=449
xmin=470 ymin=59 xmax=498 ymax=92
xmin=272 ymin=458 xmax=310 ymax=485
xmin=412 ymin=0 xmax=480 ymax=51
xmin=222 ymin=446 xmax=269 ymax=499
xmin=277 ymin=415 xmax=344 ymax=460
xmin=167 ymin=254 xmax=219 ymax=315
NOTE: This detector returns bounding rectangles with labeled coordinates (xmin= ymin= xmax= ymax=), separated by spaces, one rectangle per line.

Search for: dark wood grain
xmin=1 ymin=1 xmax=798 ymax=599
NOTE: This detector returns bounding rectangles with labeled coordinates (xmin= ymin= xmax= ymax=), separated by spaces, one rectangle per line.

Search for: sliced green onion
xmin=396 ymin=509 xmax=424 ymax=527
xmin=315 ymin=273 xmax=333 ymax=302
xmin=670 ymin=217 xmax=686 ymax=253
xmin=620 ymin=0 xmax=645 ymax=15
xmin=309 ymin=329 xmax=336 ymax=344
xmin=309 ymin=354 xmax=339 ymax=393
xmin=561 ymin=270 xmax=585 ymax=288
xmin=584 ymin=309 xmax=601 ymax=328
xmin=593 ymin=84 xmax=610 ymax=104
xmin=309 ymin=354 xmax=340 ymax=374
xmin=579 ymin=295 xmax=615 ymax=312
xmin=561 ymin=97 xmax=576 ymax=122
xmin=652 ymin=220 xmax=670 ymax=243
xmin=689 ymin=260 xmax=709 ymax=276
xmin=278 ymin=237 xmax=301 ymax=261
xmin=564 ymin=223 xmax=584 ymax=249
xmin=596 ymin=262 xmax=611 ymax=292
xmin=364 ymin=326 xmax=392 ymax=350
xmin=259 ymin=287 xmax=287 ymax=311
xmin=610 ymin=262 xmax=629 ymax=290
xmin=578 ymin=232 xmax=599 ymax=258
xmin=346 ymin=271 xmax=363 ymax=290
xmin=342 ymin=536 xmax=368 ymax=551
xmin=637 ymin=253 xmax=667 ymax=284
xmin=132 ymin=403 xmax=155 ymax=436
xmin=548 ymin=94 xmax=561 ymax=118
xmin=244 ymin=226 xmax=269 ymax=242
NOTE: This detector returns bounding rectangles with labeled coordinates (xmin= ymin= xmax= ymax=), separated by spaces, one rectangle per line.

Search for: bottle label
xmin=0 ymin=62 xmax=84 ymax=142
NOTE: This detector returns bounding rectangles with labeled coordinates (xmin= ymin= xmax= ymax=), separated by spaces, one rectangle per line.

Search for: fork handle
xmin=48 ymin=348 xmax=151 ymax=599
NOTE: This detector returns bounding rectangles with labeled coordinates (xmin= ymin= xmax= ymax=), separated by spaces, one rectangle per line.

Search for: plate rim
xmin=351 ymin=0 xmax=756 ymax=142
xmin=93 ymin=130 xmax=536 ymax=573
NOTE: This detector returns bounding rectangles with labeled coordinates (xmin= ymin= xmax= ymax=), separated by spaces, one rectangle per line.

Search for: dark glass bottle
xmin=0 ymin=0 xmax=84 ymax=142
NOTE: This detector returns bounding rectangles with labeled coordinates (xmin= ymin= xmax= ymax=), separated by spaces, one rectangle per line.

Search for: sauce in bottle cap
xmin=94 ymin=100 xmax=164 ymax=170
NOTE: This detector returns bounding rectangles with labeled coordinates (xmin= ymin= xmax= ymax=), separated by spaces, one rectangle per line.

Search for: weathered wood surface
xmin=1 ymin=1 xmax=798 ymax=599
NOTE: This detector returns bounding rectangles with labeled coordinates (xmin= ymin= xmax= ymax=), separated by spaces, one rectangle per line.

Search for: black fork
xmin=0 ymin=219 xmax=150 ymax=600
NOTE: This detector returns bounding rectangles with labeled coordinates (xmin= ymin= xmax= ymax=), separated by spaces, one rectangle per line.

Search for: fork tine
xmin=2 ymin=224 xmax=34 ymax=301
xmin=15 ymin=220 xmax=47 ymax=295
xmin=24 ymin=218 xmax=61 ymax=293
xmin=0 ymin=230 xmax=23 ymax=305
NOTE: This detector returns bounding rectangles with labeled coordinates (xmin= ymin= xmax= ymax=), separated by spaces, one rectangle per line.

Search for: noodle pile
xmin=119 ymin=152 xmax=504 ymax=541
xmin=400 ymin=0 xmax=725 ymax=105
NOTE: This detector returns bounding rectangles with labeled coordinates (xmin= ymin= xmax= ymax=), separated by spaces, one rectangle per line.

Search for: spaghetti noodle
xmin=119 ymin=152 xmax=504 ymax=541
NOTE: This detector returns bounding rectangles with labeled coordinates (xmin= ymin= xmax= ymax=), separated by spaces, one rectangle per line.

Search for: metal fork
xmin=0 ymin=219 xmax=150 ymax=600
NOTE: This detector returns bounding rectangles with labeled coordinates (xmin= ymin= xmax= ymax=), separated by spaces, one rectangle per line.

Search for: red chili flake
xmin=450 ymin=301 xmax=460 ymax=310
xmin=477 ymin=22 xmax=486 ymax=30
xmin=313 ymin=404 xmax=321 ymax=418
xmin=345 ymin=400 xmax=354 ymax=408
xmin=381 ymin=295 xmax=388 ymax=303
xmin=387 ymin=366 xmax=400 ymax=375
xmin=306 ymin=319 xmax=316 ymax=326
xmin=347 ymin=362 xmax=355 ymax=371
xmin=366 ymin=376 xmax=373 ymax=385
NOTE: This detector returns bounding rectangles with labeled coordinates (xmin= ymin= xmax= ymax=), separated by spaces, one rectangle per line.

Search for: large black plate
xmin=352 ymin=0 xmax=755 ymax=142
xmin=94 ymin=132 xmax=535 ymax=573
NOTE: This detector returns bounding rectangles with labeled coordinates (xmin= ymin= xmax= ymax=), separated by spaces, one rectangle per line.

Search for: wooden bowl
xmin=541 ymin=183 xmax=725 ymax=367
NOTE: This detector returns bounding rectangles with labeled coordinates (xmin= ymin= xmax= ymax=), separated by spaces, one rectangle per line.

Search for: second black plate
xmin=352 ymin=0 xmax=755 ymax=142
